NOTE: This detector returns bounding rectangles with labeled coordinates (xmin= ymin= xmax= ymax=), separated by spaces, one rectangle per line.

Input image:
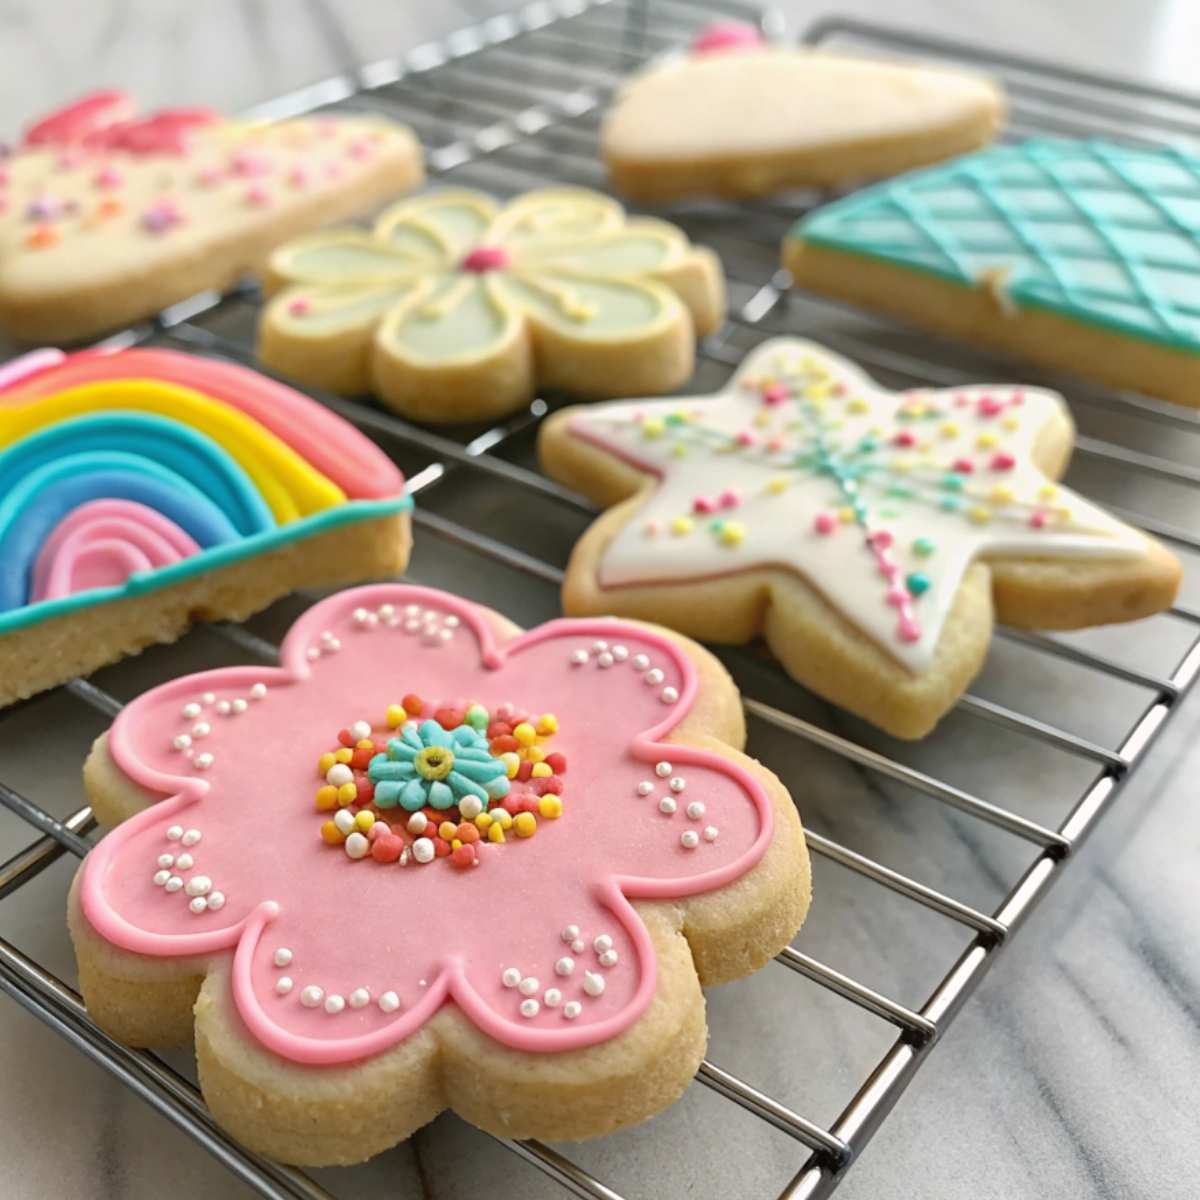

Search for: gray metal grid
xmin=3 ymin=2 xmax=1200 ymax=1198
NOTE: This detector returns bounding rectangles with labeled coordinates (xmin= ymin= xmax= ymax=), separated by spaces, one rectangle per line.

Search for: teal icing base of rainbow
xmin=791 ymin=138 xmax=1200 ymax=357
xmin=0 ymin=494 xmax=412 ymax=636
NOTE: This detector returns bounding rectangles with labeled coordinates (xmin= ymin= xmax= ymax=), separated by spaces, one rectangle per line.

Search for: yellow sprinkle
xmin=317 ymin=752 xmax=337 ymax=775
xmin=1055 ymin=506 xmax=1073 ymax=522
xmin=320 ymin=820 xmax=344 ymax=845
xmin=892 ymin=457 xmax=912 ymax=474
xmin=536 ymin=713 xmax=558 ymax=735
xmin=976 ymin=432 xmax=998 ymax=450
xmin=355 ymin=738 xmax=374 ymax=751
xmin=940 ymin=422 xmax=959 ymax=438
xmin=539 ymin=796 xmax=563 ymax=819
xmin=848 ymin=398 xmax=868 ymax=414
xmin=500 ymin=751 xmax=520 ymax=779
xmin=337 ymin=782 xmax=358 ymax=806
xmin=989 ymin=485 xmax=1015 ymax=505
xmin=1039 ymin=484 xmax=1058 ymax=500
xmin=1002 ymin=416 xmax=1020 ymax=431
xmin=671 ymin=443 xmax=687 ymax=458
xmin=354 ymin=810 xmax=375 ymax=832
xmin=806 ymin=382 xmax=831 ymax=401
xmin=526 ymin=745 xmax=546 ymax=764
xmin=514 ymin=812 xmax=538 ymax=838
xmin=475 ymin=812 xmax=494 ymax=831
xmin=386 ymin=704 xmax=407 ymax=727
xmin=451 ymin=839 xmax=462 ymax=850
xmin=642 ymin=417 xmax=665 ymax=438
xmin=513 ymin=722 xmax=536 ymax=747
xmin=438 ymin=820 xmax=457 ymax=840
xmin=670 ymin=516 xmax=694 ymax=536
xmin=719 ymin=520 xmax=745 ymax=547
xmin=753 ymin=411 xmax=771 ymax=428
xmin=531 ymin=762 xmax=553 ymax=778
xmin=494 ymin=809 xmax=513 ymax=831
xmin=315 ymin=785 xmax=339 ymax=811
xmin=766 ymin=478 xmax=789 ymax=494
xmin=335 ymin=748 xmax=353 ymax=764
xmin=968 ymin=505 xmax=993 ymax=525
xmin=838 ymin=506 xmax=856 ymax=524
xmin=488 ymin=823 xmax=506 ymax=844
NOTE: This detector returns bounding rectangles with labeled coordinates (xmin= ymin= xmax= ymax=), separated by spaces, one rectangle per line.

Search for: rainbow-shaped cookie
xmin=0 ymin=347 xmax=412 ymax=705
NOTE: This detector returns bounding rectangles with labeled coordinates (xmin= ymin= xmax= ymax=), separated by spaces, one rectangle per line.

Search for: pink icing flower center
xmin=460 ymin=245 xmax=510 ymax=274
xmin=691 ymin=21 xmax=765 ymax=55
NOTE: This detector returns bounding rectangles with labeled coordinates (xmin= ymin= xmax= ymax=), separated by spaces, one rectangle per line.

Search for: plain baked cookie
xmin=0 ymin=346 xmax=412 ymax=707
xmin=785 ymin=139 xmax=1200 ymax=409
xmin=257 ymin=187 xmax=725 ymax=423
xmin=601 ymin=24 xmax=1003 ymax=203
xmin=69 ymin=583 xmax=810 ymax=1163
xmin=538 ymin=338 xmax=1180 ymax=739
xmin=0 ymin=90 xmax=423 ymax=342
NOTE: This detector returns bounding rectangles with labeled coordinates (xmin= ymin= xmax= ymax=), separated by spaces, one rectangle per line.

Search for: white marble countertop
xmin=2 ymin=2 xmax=1200 ymax=1199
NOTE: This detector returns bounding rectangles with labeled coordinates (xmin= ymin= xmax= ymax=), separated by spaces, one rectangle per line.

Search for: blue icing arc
xmin=0 ymin=411 xmax=275 ymax=538
xmin=791 ymin=138 xmax=1200 ymax=354
xmin=0 ymin=454 xmax=241 ymax=611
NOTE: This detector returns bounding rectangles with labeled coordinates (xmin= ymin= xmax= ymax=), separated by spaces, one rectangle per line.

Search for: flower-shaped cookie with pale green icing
xmin=258 ymin=188 xmax=725 ymax=424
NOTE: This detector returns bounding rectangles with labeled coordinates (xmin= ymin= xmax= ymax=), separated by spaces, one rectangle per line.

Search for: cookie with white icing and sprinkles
xmin=538 ymin=338 xmax=1180 ymax=738
xmin=69 ymin=583 xmax=809 ymax=1163
xmin=785 ymin=139 xmax=1200 ymax=409
xmin=0 ymin=90 xmax=423 ymax=342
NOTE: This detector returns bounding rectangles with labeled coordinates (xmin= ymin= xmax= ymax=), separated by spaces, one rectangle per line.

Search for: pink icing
xmin=0 ymin=348 xmax=66 ymax=392
xmin=460 ymin=245 xmax=510 ymax=273
xmin=0 ymin=348 xmax=404 ymax=500
xmin=24 ymin=90 xmax=135 ymax=147
xmin=80 ymin=585 xmax=772 ymax=1064
xmin=690 ymin=21 xmax=765 ymax=55
xmin=31 ymin=499 xmax=199 ymax=602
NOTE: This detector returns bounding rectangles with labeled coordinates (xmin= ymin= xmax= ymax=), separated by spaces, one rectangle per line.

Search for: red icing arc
xmin=79 ymin=585 xmax=773 ymax=1063
xmin=0 ymin=347 xmax=405 ymax=500
xmin=23 ymin=91 xmax=219 ymax=156
xmin=24 ymin=90 xmax=135 ymax=146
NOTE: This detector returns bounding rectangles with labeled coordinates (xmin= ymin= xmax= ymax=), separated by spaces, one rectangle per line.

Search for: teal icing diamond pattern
xmin=792 ymin=139 xmax=1200 ymax=353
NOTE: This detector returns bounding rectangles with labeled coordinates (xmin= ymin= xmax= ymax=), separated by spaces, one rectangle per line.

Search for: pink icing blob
xmin=460 ymin=245 xmax=510 ymax=273
xmin=0 ymin=348 xmax=404 ymax=500
xmin=0 ymin=348 xmax=66 ymax=392
xmin=23 ymin=91 xmax=218 ymax=156
xmin=80 ymin=585 xmax=772 ymax=1063
xmin=24 ymin=90 xmax=135 ymax=147
xmin=690 ymin=21 xmax=765 ymax=55
xmin=31 ymin=499 xmax=200 ymax=602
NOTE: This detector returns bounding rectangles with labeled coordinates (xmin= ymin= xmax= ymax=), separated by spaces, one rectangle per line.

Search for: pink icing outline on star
xmin=80 ymin=585 xmax=773 ymax=1064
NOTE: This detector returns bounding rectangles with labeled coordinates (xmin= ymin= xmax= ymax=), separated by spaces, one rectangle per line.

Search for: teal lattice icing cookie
xmin=785 ymin=139 xmax=1200 ymax=408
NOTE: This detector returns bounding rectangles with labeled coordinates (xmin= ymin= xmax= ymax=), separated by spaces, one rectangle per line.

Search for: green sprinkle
xmin=465 ymin=703 xmax=490 ymax=731
xmin=941 ymin=474 xmax=964 ymax=492
xmin=858 ymin=437 xmax=877 ymax=453
xmin=913 ymin=537 xmax=936 ymax=557
xmin=887 ymin=484 xmax=915 ymax=499
xmin=939 ymin=496 xmax=961 ymax=513
xmin=665 ymin=413 xmax=685 ymax=426
xmin=906 ymin=572 xmax=931 ymax=597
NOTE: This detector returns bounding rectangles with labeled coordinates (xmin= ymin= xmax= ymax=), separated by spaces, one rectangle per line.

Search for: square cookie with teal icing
xmin=539 ymin=338 xmax=1180 ymax=738
xmin=257 ymin=188 xmax=725 ymax=424
xmin=785 ymin=139 xmax=1200 ymax=409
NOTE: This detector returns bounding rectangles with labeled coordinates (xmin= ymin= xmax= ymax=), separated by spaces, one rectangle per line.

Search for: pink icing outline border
xmin=80 ymin=584 xmax=774 ymax=1061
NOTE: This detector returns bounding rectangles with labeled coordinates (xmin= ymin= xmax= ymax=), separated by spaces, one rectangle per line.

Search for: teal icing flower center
xmin=368 ymin=719 xmax=511 ymax=812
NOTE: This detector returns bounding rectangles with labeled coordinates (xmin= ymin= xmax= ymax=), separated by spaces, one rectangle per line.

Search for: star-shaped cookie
xmin=539 ymin=338 xmax=1180 ymax=738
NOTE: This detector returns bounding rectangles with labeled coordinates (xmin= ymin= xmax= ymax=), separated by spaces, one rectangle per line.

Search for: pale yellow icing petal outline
xmin=374 ymin=189 xmax=499 ymax=259
xmin=487 ymin=189 xmax=625 ymax=251
xmin=266 ymin=229 xmax=427 ymax=288
xmin=514 ymin=217 xmax=689 ymax=276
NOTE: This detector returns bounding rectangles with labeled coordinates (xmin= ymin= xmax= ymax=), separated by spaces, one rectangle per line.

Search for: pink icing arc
xmin=0 ymin=347 xmax=404 ymax=500
xmin=0 ymin=348 xmax=66 ymax=392
xmin=31 ymin=499 xmax=200 ymax=602
xmin=80 ymin=585 xmax=773 ymax=1063
xmin=24 ymin=90 xmax=135 ymax=147
xmin=690 ymin=21 xmax=765 ymax=55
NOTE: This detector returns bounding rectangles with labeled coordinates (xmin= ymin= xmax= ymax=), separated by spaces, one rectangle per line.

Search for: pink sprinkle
xmin=868 ymin=530 xmax=893 ymax=549
xmin=460 ymin=245 xmax=509 ymax=273
xmin=952 ymin=458 xmax=974 ymax=474
xmin=762 ymin=383 xmax=789 ymax=406
xmin=718 ymin=488 xmax=740 ymax=509
xmin=0 ymin=169 xmax=9 ymax=187
xmin=955 ymin=394 xmax=970 ymax=408
xmin=692 ymin=496 xmax=715 ymax=515
xmin=691 ymin=20 xmax=764 ymax=54
xmin=897 ymin=617 xmax=922 ymax=644
xmin=1010 ymin=390 xmax=1025 ymax=406
xmin=244 ymin=185 xmax=271 ymax=207
xmin=735 ymin=431 xmax=755 ymax=447
xmin=194 ymin=166 xmax=223 ymax=187
xmin=893 ymin=431 xmax=916 ymax=447
xmin=325 ymin=163 xmax=343 ymax=180
xmin=886 ymin=587 xmax=909 ymax=608
xmin=1029 ymin=511 xmax=1047 ymax=529
xmin=287 ymin=298 xmax=311 ymax=316
xmin=766 ymin=437 xmax=785 ymax=452
xmin=643 ymin=519 xmax=659 ymax=536
xmin=990 ymin=452 xmax=1015 ymax=471
xmin=879 ymin=561 xmax=899 ymax=582
xmin=93 ymin=165 xmax=123 ymax=190
xmin=230 ymin=150 xmax=271 ymax=178
xmin=832 ymin=382 xmax=846 ymax=397
xmin=814 ymin=512 xmax=836 ymax=535
xmin=347 ymin=140 xmax=371 ymax=160
xmin=978 ymin=396 xmax=1004 ymax=417
xmin=287 ymin=166 xmax=308 ymax=188
xmin=56 ymin=149 xmax=84 ymax=170
xmin=316 ymin=118 xmax=338 ymax=138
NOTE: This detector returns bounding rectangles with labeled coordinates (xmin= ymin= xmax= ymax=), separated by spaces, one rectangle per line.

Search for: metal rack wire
xmin=3 ymin=3 xmax=1200 ymax=1198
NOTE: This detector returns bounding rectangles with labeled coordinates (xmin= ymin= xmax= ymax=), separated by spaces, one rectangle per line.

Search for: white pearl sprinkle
xmin=593 ymin=934 xmax=613 ymax=953
xmin=181 ymin=829 xmax=202 ymax=847
xmin=349 ymin=988 xmax=370 ymax=1008
xmin=166 ymin=825 xmax=183 ymax=841
xmin=174 ymin=853 xmax=193 ymax=870
xmin=403 ymin=619 xmax=420 ymax=634
xmin=636 ymin=781 xmax=654 ymax=797
xmin=443 ymin=615 xmax=460 ymax=628
xmin=681 ymin=830 xmax=700 ymax=849
xmin=404 ymin=604 xmax=421 ymax=616
xmin=324 ymin=994 xmax=345 ymax=1014
xmin=207 ymin=891 xmax=225 ymax=911
xmin=231 ymin=698 xmax=248 ymax=715
xmin=459 ymin=795 xmax=483 ymax=820
xmin=250 ymin=683 xmax=267 ymax=699
xmin=191 ymin=721 xmax=210 ymax=738
xmin=320 ymin=631 xmax=339 ymax=648
xmin=412 ymin=837 xmax=435 ymax=864
xmin=352 ymin=607 xmax=370 ymax=625
xmin=172 ymin=734 xmax=191 ymax=751
xmin=379 ymin=991 xmax=400 ymax=1013
xmin=571 ymin=938 xmax=585 ymax=953
xmin=216 ymin=699 xmax=232 ymax=715
xmin=655 ymin=762 xmax=672 ymax=777
xmin=189 ymin=897 xmax=208 ymax=914
xmin=544 ymin=987 xmax=562 ymax=1007
xmin=596 ymin=651 xmax=614 ymax=668
xmin=645 ymin=668 xmax=664 ymax=686
xmin=326 ymin=763 xmax=354 ymax=787
xmin=300 ymin=986 xmax=324 ymax=1008
xmin=583 ymin=971 xmax=606 ymax=997
xmin=704 ymin=826 xmax=719 ymax=842
xmin=592 ymin=640 xmax=608 ymax=653
xmin=333 ymin=809 xmax=356 ymax=835
xmin=570 ymin=649 xmax=589 ymax=665
xmin=555 ymin=956 xmax=575 ymax=976
xmin=669 ymin=777 xmax=686 ymax=793
xmin=185 ymin=875 xmax=211 ymax=897
xmin=632 ymin=653 xmax=650 ymax=670
xmin=274 ymin=948 xmax=293 ymax=967
xmin=201 ymin=692 xmax=216 ymax=705
xmin=153 ymin=869 xmax=170 ymax=886
xmin=350 ymin=720 xmax=372 ymax=741
xmin=599 ymin=949 xmax=619 ymax=968
xmin=501 ymin=966 xmax=522 ymax=988
xmin=611 ymin=645 xmax=629 ymax=661
xmin=181 ymin=703 xmax=201 ymax=719
xmin=306 ymin=647 xmax=320 ymax=661
xmin=519 ymin=999 xmax=540 ymax=1018
xmin=561 ymin=924 xmax=580 ymax=943
xmin=164 ymin=876 xmax=183 ymax=893
xmin=276 ymin=976 xmax=293 ymax=995
xmin=563 ymin=1001 xmax=582 ymax=1019
xmin=344 ymin=832 xmax=369 ymax=859
xmin=439 ymin=628 xmax=454 ymax=643
xmin=193 ymin=752 xmax=214 ymax=770
xmin=661 ymin=687 xmax=679 ymax=704
xmin=407 ymin=812 xmax=428 ymax=835
xmin=378 ymin=604 xmax=395 ymax=620
xmin=659 ymin=797 xmax=677 ymax=815
xmin=686 ymin=801 xmax=706 ymax=820
xmin=157 ymin=853 xmax=175 ymax=868
xmin=518 ymin=976 xmax=540 ymax=997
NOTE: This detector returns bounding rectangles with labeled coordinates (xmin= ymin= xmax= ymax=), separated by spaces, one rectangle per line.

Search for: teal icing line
xmin=0 ymin=493 xmax=414 ymax=636
xmin=792 ymin=137 xmax=1200 ymax=357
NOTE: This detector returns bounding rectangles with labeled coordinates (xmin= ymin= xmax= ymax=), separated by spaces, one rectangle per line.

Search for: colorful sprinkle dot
xmin=905 ymin=572 xmax=931 ymax=597
xmin=912 ymin=537 xmax=935 ymax=557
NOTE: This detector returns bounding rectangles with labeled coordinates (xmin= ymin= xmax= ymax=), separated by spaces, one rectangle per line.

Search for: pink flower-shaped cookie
xmin=80 ymin=585 xmax=779 ymax=1064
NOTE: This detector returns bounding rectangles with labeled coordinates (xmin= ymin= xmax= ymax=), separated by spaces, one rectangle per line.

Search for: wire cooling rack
xmin=3 ymin=3 xmax=1200 ymax=1198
